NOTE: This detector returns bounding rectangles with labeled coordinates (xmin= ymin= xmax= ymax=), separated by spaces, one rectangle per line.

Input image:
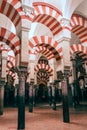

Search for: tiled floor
xmin=0 ymin=103 xmax=87 ymax=130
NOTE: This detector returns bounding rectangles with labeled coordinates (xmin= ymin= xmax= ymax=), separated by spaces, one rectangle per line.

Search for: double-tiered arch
xmin=70 ymin=14 xmax=87 ymax=45
xmin=70 ymin=44 xmax=87 ymax=61
xmin=30 ymin=2 xmax=63 ymax=36
xmin=0 ymin=0 xmax=32 ymax=34
xmin=29 ymin=35 xmax=63 ymax=61
xmin=34 ymin=63 xmax=53 ymax=84
xmin=0 ymin=27 xmax=20 ymax=66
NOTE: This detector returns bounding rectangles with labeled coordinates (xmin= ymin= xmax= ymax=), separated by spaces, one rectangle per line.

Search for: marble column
xmin=48 ymin=86 xmax=52 ymax=106
xmin=29 ymin=82 xmax=34 ymax=112
xmin=57 ymin=19 xmax=71 ymax=123
xmin=0 ymin=79 xmax=5 ymax=115
xmin=61 ymin=74 xmax=70 ymax=123
xmin=51 ymin=83 xmax=56 ymax=110
xmin=72 ymin=55 xmax=79 ymax=107
xmin=13 ymin=73 xmax=19 ymax=107
xmin=17 ymin=66 xmax=27 ymax=130
xmin=33 ymin=85 xmax=36 ymax=106
xmin=14 ymin=84 xmax=18 ymax=107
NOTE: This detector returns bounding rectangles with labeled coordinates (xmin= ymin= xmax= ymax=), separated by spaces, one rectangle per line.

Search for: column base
xmin=63 ymin=96 xmax=70 ymax=123
xmin=0 ymin=111 xmax=3 ymax=115
xmin=18 ymin=128 xmax=25 ymax=130
xmin=29 ymin=104 xmax=33 ymax=112
xmin=52 ymin=105 xmax=56 ymax=110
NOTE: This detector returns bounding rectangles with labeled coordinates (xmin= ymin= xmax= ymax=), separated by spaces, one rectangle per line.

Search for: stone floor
xmin=0 ymin=103 xmax=87 ymax=130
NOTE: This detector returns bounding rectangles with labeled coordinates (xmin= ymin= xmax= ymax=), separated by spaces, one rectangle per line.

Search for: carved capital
xmin=0 ymin=78 xmax=5 ymax=87
xmin=16 ymin=66 xmax=28 ymax=81
xmin=1 ymin=56 xmax=7 ymax=60
xmin=61 ymin=18 xmax=70 ymax=27
xmin=21 ymin=1 xmax=34 ymax=17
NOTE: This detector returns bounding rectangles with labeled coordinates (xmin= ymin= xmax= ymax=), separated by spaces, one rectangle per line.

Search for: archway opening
xmin=37 ymin=83 xmax=48 ymax=104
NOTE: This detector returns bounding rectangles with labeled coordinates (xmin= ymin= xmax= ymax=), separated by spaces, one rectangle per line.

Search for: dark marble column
xmin=33 ymin=85 xmax=36 ymax=106
xmin=72 ymin=56 xmax=79 ymax=107
xmin=62 ymin=76 xmax=70 ymax=123
xmin=17 ymin=66 xmax=27 ymax=130
xmin=48 ymin=86 xmax=52 ymax=106
xmin=0 ymin=79 xmax=5 ymax=115
xmin=51 ymin=83 xmax=56 ymax=110
xmin=14 ymin=84 xmax=18 ymax=107
xmin=29 ymin=82 xmax=33 ymax=112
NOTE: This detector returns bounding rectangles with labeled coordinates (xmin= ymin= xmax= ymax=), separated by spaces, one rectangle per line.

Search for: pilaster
xmin=1 ymin=50 xmax=8 ymax=78
xmin=29 ymin=60 xmax=35 ymax=82
xmin=58 ymin=37 xmax=71 ymax=69
xmin=49 ymin=58 xmax=57 ymax=82
xmin=20 ymin=27 xmax=29 ymax=66
xmin=57 ymin=18 xmax=71 ymax=72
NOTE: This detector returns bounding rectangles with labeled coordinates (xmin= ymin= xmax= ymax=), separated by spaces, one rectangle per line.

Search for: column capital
xmin=30 ymin=78 xmax=34 ymax=84
xmin=50 ymin=82 xmax=56 ymax=86
xmin=1 ymin=56 xmax=7 ymax=60
xmin=0 ymin=78 xmax=5 ymax=87
xmin=21 ymin=0 xmax=34 ymax=17
xmin=16 ymin=66 xmax=28 ymax=81
xmin=60 ymin=18 xmax=70 ymax=27
xmin=64 ymin=66 xmax=71 ymax=78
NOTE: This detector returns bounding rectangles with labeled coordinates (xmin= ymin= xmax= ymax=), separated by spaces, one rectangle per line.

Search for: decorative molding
xmin=22 ymin=2 xmax=34 ymax=16
xmin=58 ymin=37 xmax=71 ymax=43
xmin=61 ymin=18 xmax=70 ymax=27
xmin=0 ymin=78 xmax=6 ymax=87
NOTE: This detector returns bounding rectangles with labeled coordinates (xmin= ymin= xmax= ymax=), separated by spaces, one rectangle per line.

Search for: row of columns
xmin=0 ymin=64 xmax=70 ymax=129
xmin=0 ymin=18 xmax=72 ymax=130
xmin=0 ymin=49 xmax=8 ymax=115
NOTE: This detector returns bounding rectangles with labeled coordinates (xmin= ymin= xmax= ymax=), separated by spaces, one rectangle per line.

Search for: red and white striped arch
xmin=35 ymin=46 xmax=54 ymax=60
xmin=32 ymin=2 xmax=62 ymax=36
xmin=0 ymin=0 xmax=21 ymax=29
xmin=33 ymin=2 xmax=62 ymax=19
xmin=34 ymin=63 xmax=53 ymax=76
xmin=29 ymin=36 xmax=63 ymax=60
xmin=70 ymin=44 xmax=87 ymax=61
xmin=0 ymin=44 xmax=9 ymax=51
xmin=6 ymin=55 xmax=15 ymax=72
xmin=0 ymin=0 xmax=32 ymax=32
xmin=70 ymin=14 xmax=87 ymax=44
xmin=0 ymin=45 xmax=15 ymax=72
xmin=37 ymin=71 xmax=49 ymax=83
xmin=0 ymin=27 xmax=20 ymax=56
xmin=8 ymin=71 xmax=15 ymax=80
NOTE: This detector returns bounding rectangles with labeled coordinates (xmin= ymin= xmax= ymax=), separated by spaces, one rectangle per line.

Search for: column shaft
xmin=0 ymin=85 xmax=4 ymax=115
xmin=48 ymin=86 xmax=52 ymax=106
xmin=62 ymin=78 xmax=70 ymax=123
xmin=14 ymin=84 xmax=18 ymax=107
xmin=17 ymin=67 xmax=27 ymax=130
xmin=29 ymin=84 xmax=33 ymax=112
xmin=51 ymin=83 xmax=56 ymax=110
